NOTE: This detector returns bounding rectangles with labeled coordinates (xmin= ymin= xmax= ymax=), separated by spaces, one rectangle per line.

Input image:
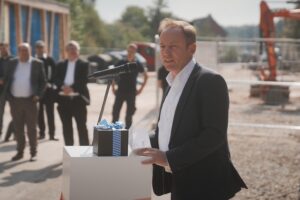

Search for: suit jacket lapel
xmin=74 ymin=59 xmax=81 ymax=84
xmin=30 ymin=59 xmax=36 ymax=82
xmin=169 ymin=64 xmax=201 ymax=142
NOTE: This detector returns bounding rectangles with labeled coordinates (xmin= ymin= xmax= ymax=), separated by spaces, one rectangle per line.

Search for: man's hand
xmin=135 ymin=148 xmax=168 ymax=167
xmin=32 ymin=96 xmax=40 ymax=102
xmin=62 ymin=85 xmax=74 ymax=95
xmin=136 ymin=88 xmax=143 ymax=95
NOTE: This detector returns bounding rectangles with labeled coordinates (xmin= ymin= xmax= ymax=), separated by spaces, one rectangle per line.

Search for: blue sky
xmin=95 ymin=0 xmax=296 ymax=26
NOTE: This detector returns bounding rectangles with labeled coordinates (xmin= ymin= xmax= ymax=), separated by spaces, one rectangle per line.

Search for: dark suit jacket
xmin=54 ymin=59 xmax=90 ymax=105
xmin=2 ymin=57 xmax=47 ymax=99
xmin=151 ymin=63 xmax=247 ymax=200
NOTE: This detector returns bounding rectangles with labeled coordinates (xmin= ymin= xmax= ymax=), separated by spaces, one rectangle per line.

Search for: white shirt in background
xmin=64 ymin=60 xmax=76 ymax=86
xmin=11 ymin=58 xmax=33 ymax=97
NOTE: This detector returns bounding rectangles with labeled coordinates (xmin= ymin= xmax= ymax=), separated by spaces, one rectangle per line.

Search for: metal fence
xmin=195 ymin=38 xmax=300 ymax=133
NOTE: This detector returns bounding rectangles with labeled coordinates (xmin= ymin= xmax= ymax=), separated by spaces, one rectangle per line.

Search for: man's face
xmin=127 ymin=46 xmax=136 ymax=61
xmin=0 ymin=45 xmax=9 ymax=57
xmin=35 ymin=45 xmax=45 ymax=57
xmin=66 ymin=45 xmax=79 ymax=61
xmin=159 ymin=27 xmax=195 ymax=75
xmin=18 ymin=46 xmax=30 ymax=62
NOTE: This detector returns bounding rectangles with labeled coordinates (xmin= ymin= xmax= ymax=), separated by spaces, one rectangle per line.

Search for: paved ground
xmin=0 ymin=73 xmax=171 ymax=200
xmin=0 ymin=68 xmax=299 ymax=200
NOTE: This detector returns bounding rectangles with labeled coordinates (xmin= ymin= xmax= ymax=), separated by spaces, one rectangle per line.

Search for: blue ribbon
xmin=95 ymin=120 xmax=124 ymax=156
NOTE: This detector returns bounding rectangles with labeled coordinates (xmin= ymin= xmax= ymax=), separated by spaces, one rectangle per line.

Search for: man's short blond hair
xmin=158 ymin=18 xmax=196 ymax=45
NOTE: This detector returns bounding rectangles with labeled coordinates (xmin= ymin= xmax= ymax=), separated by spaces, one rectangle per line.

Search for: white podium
xmin=62 ymin=146 xmax=152 ymax=200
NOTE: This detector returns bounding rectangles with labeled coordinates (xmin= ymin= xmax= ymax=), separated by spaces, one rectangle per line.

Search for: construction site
xmin=0 ymin=0 xmax=300 ymax=199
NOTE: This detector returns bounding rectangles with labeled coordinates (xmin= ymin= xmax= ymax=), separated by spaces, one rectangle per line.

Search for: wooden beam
xmin=5 ymin=0 xmax=69 ymax=14
xmin=26 ymin=6 xmax=31 ymax=43
xmin=41 ymin=9 xmax=48 ymax=50
xmin=14 ymin=3 xmax=22 ymax=44
xmin=48 ymin=11 xmax=54 ymax=57
xmin=59 ymin=13 xmax=65 ymax=60
xmin=4 ymin=1 xmax=9 ymax=43
xmin=62 ymin=13 xmax=69 ymax=59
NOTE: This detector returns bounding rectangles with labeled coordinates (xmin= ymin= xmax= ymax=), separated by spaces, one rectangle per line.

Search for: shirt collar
xmin=166 ymin=58 xmax=196 ymax=87
xmin=36 ymin=53 xmax=47 ymax=59
xmin=68 ymin=59 xmax=77 ymax=64
xmin=19 ymin=57 xmax=32 ymax=65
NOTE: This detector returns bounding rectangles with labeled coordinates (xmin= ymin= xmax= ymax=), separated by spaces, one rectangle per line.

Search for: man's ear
xmin=188 ymin=43 xmax=196 ymax=54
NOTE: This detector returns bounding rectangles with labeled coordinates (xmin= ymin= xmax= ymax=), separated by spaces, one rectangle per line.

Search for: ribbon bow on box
xmin=95 ymin=119 xmax=124 ymax=130
xmin=95 ymin=119 xmax=124 ymax=156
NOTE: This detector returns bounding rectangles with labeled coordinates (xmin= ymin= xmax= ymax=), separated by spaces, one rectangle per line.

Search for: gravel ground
xmin=222 ymin=64 xmax=300 ymax=200
xmin=0 ymin=65 xmax=299 ymax=200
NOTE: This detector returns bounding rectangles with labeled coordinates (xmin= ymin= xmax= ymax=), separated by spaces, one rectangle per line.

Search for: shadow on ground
xmin=0 ymin=162 xmax=62 ymax=187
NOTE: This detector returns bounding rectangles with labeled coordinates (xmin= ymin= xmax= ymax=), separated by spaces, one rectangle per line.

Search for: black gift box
xmin=92 ymin=127 xmax=128 ymax=156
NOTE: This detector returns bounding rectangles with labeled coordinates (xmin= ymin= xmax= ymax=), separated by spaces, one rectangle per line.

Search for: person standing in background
xmin=157 ymin=65 xmax=169 ymax=95
xmin=35 ymin=40 xmax=58 ymax=141
xmin=112 ymin=43 xmax=148 ymax=129
xmin=3 ymin=43 xmax=46 ymax=161
xmin=0 ymin=42 xmax=14 ymax=141
xmin=54 ymin=40 xmax=90 ymax=146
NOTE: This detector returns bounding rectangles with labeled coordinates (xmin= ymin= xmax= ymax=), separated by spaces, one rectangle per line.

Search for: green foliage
xmin=106 ymin=22 xmax=146 ymax=49
xmin=120 ymin=6 xmax=151 ymax=41
xmin=81 ymin=6 xmax=111 ymax=48
xmin=219 ymin=47 xmax=238 ymax=63
xmin=148 ymin=0 xmax=173 ymax=39
xmin=56 ymin=0 xmax=85 ymax=42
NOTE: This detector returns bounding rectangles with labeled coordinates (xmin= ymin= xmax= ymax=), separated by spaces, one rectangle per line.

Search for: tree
xmin=55 ymin=0 xmax=110 ymax=49
xmin=56 ymin=0 xmax=85 ymax=42
xmin=148 ymin=0 xmax=173 ymax=40
xmin=81 ymin=6 xmax=111 ymax=48
xmin=120 ymin=6 xmax=151 ymax=40
xmin=107 ymin=22 xmax=146 ymax=48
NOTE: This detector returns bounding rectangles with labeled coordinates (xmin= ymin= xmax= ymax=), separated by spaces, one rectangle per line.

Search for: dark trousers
xmin=0 ymin=95 xmax=15 ymax=141
xmin=0 ymin=90 xmax=5 ymax=137
xmin=4 ymin=120 xmax=15 ymax=141
xmin=112 ymin=91 xmax=136 ymax=129
xmin=57 ymin=97 xmax=89 ymax=146
xmin=9 ymin=96 xmax=38 ymax=156
xmin=38 ymin=100 xmax=55 ymax=138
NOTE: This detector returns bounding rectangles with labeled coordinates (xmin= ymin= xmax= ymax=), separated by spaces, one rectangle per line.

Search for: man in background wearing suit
xmin=3 ymin=43 xmax=46 ymax=161
xmin=0 ymin=42 xmax=14 ymax=142
xmin=35 ymin=40 xmax=58 ymax=141
xmin=112 ymin=43 xmax=148 ymax=129
xmin=55 ymin=40 xmax=90 ymax=146
xmin=136 ymin=18 xmax=247 ymax=199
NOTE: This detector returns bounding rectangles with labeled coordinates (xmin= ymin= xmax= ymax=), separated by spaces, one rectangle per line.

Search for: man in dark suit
xmin=35 ymin=40 xmax=58 ymax=140
xmin=3 ymin=43 xmax=46 ymax=161
xmin=136 ymin=18 xmax=247 ymax=199
xmin=0 ymin=42 xmax=14 ymax=141
xmin=112 ymin=43 xmax=148 ymax=129
xmin=54 ymin=40 xmax=89 ymax=146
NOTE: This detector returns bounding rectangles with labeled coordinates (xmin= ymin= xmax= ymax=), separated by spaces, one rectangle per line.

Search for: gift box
xmin=92 ymin=120 xmax=128 ymax=156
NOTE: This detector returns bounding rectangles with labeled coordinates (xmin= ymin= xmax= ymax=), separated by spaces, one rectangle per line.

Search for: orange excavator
xmin=253 ymin=0 xmax=300 ymax=104
xmin=259 ymin=0 xmax=300 ymax=81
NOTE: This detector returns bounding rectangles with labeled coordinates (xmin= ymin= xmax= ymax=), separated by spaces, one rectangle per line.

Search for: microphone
xmin=88 ymin=62 xmax=137 ymax=79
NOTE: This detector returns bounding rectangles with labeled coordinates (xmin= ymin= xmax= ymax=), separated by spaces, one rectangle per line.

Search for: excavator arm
xmin=259 ymin=0 xmax=300 ymax=81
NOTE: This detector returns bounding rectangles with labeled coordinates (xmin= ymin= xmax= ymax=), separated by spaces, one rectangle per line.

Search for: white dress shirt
xmin=64 ymin=60 xmax=76 ymax=86
xmin=158 ymin=58 xmax=197 ymax=151
xmin=11 ymin=58 xmax=33 ymax=97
